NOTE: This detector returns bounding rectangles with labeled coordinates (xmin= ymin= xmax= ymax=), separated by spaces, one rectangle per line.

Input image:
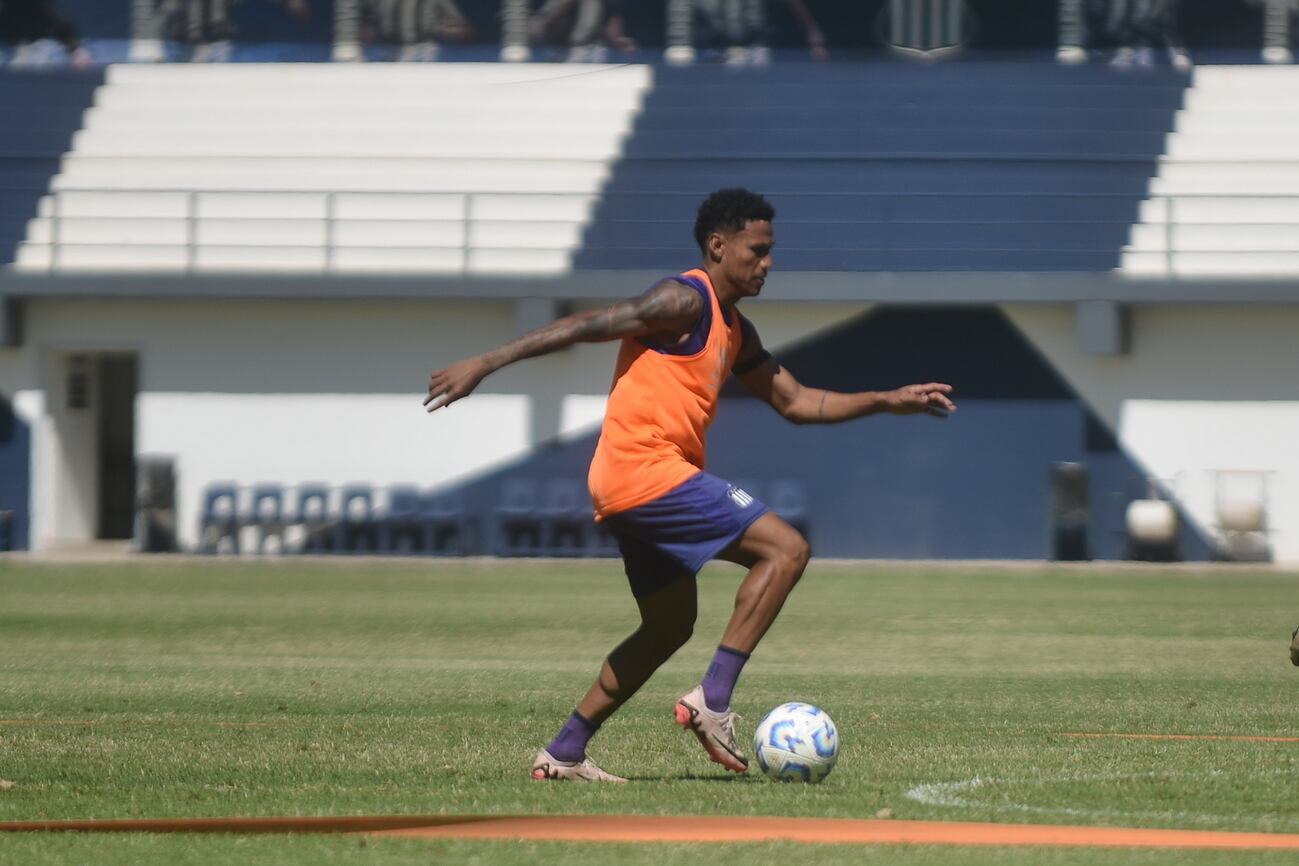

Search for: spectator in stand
xmin=156 ymin=0 xmax=311 ymax=63
xmin=1107 ymin=0 xmax=1192 ymax=71
xmin=365 ymin=0 xmax=474 ymax=62
xmin=0 ymin=0 xmax=91 ymax=67
xmin=1056 ymin=0 xmax=1189 ymax=71
xmin=695 ymin=0 xmax=827 ymax=66
xmin=1253 ymin=0 xmax=1295 ymax=64
xmin=528 ymin=0 xmax=635 ymax=63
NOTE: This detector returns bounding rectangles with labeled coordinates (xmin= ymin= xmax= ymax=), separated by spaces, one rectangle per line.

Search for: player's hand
xmin=886 ymin=383 xmax=956 ymax=418
xmin=424 ymin=358 xmax=490 ymax=413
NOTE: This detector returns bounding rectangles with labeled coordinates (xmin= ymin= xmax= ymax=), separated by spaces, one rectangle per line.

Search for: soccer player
xmin=424 ymin=188 xmax=956 ymax=781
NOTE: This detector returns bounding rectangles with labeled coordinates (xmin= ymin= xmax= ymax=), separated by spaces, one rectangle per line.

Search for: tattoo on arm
xmin=481 ymin=282 xmax=702 ymax=370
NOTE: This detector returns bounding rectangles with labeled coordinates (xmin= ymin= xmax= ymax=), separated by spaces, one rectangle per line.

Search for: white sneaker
xmin=1056 ymin=45 xmax=1086 ymax=65
xmin=1263 ymin=46 xmax=1294 ymax=65
xmin=530 ymin=748 xmax=627 ymax=782
xmin=674 ymin=685 xmax=748 ymax=773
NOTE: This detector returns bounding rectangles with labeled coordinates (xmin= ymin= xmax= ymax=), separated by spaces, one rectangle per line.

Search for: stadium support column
xmin=665 ymin=0 xmax=695 ymax=65
xmin=500 ymin=0 xmax=531 ymax=62
xmin=129 ymin=0 xmax=164 ymax=62
xmin=1263 ymin=0 xmax=1294 ymax=64
xmin=333 ymin=0 xmax=362 ymax=61
xmin=0 ymin=297 xmax=19 ymax=348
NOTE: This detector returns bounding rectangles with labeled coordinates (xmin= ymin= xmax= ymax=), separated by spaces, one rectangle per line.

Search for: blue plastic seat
xmin=248 ymin=483 xmax=286 ymax=554
xmin=199 ymin=483 xmax=240 ymax=554
xmin=338 ymin=484 xmax=378 ymax=554
xmin=495 ymin=478 xmax=541 ymax=556
xmin=539 ymin=478 xmax=590 ymax=557
xmin=292 ymin=483 xmax=333 ymax=553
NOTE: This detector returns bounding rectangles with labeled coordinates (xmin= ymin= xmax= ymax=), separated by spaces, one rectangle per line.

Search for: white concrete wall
xmin=1005 ymin=304 xmax=1299 ymax=561
xmin=0 ymin=295 xmax=851 ymax=550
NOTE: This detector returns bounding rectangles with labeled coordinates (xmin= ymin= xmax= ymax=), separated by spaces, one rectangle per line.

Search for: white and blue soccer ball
xmin=753 ymin=702 xmax=838 ymax=783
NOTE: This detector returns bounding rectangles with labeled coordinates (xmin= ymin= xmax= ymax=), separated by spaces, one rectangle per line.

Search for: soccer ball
xmin=753 ymin=702 xmax=838 ymax=783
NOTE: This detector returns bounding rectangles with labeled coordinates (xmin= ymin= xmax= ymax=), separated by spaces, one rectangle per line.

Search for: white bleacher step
xmin=25 ymin=217 xmax=584 ymax=251
xmin=1128 ymin=223 xmax=1299 ymax=252
xmin=469 ymin=221 xmax=584 ymax=250
xmin=1121 ymin=250 xmax=1299 ymax=275
xmin=80 ymin=110 xmax=642 ymax=134
xmin=92 ymin=90 xmax=647 ymax=115
xmin=1150 ymin=163 xmax=1299 ymax=196
xmin=332 ymin=220 xmax=466 ymax=247
xmin=1166 ymin=138 xmax=1299 ymax=161
xmin=36 ymin=191 xmax=597 ymax=223
xmin=467 ymin=194 xmax=596 ymax=222
xmin=52 ymin=157 xmax=612 ymax=194
xmin=37 ymin=191 xmax=191 ymax=219
xmin=14 ymin=242 xmax=189 ymax=271
xmin=1175 ymin=114 xmax=1299 ymax=135
xmin=14 ymin=244 xmax=574 ymax=275
xmin=197 ymin=219 xmax=326 ymax=247
xmin=25 ymin=217 xmax=188 ymax=246
xmin=195 ymin=246 xmax=326 ymax=271
xmin=1186 ymin=65 xmax=1299 ymax=91
xmin=1138 ymin=197 xmax=1299 ymax=224
xmin=468 ymin=249 xmax=570 ymax=274
xmin=102 ymin=61 xmax=652 ymax=88
xmin=69 ymin=131 xmax=629 ymax=161
xmin=332 ymin=247 xmax=466 ymax=273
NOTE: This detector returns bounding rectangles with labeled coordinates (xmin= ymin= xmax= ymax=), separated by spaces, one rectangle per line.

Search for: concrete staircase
xmin=14 ymin=63 xmax=650 ymax=274
xmin=1122 ymin=66 xmax=1299 ymax=276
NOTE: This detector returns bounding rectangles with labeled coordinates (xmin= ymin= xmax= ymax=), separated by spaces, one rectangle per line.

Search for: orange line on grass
xmin=8 ymin=815 xmax=1299 ymax=850
xmin=1064 ymin=732 xmax=1299 ymax=744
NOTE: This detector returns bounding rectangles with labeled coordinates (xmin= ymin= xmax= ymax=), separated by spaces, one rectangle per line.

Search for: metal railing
xmin=30 ymin=189 xmax=1299 ymax=276
xmin=41 ymin=188 xmax=528 ymax=275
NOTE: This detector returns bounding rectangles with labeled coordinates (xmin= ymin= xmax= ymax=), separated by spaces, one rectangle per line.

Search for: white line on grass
xmin=904 ymin=769 xmax=1291 ymax=827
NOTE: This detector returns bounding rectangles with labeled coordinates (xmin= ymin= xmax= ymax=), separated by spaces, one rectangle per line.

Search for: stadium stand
xmin=10 ymin=61 xmax=1189 ymax=275
xmin=1122 ymin=65 xmax=1299 ymax=275
xmin=13 ymin=62 xmax=649 ymax=273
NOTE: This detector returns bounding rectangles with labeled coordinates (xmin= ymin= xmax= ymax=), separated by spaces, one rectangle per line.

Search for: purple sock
xmin=545 ymin=711 xmax=598 ymax=763
xmin=702 ymin=645 xmax=750 ymax=712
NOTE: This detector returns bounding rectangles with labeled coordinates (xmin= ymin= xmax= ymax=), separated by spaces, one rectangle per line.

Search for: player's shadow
xmin=630 ymin=772 xmax=758 ymax=783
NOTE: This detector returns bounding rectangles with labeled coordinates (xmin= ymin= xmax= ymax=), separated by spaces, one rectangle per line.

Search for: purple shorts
xmin=603 ymin=471 xmax=770 ymax=598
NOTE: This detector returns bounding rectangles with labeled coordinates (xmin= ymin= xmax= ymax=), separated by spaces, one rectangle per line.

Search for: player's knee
xmin=642 ymin=614 xmax=694 ymax=653
xmin=778 ymin=534 xmax=811 ymax=581
xmin=653 ymin=620 xmax=694 ymax=654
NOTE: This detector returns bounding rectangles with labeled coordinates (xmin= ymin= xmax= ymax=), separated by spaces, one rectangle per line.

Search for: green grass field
xmin=3 ymin=557 xmax=1299 ymax=864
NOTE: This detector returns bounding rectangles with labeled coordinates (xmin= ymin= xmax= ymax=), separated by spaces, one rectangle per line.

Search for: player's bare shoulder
xmin=632 ymin=279 xmax=706 ymax=343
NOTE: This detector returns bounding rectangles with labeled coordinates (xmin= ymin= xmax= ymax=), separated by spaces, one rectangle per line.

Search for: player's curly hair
xmin=693 ymin=188 xmax=775 ymax=254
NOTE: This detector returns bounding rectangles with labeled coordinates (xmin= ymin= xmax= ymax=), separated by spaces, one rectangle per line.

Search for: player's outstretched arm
xmin=424 ymin=280 xmax=703 ymax=412
xmin=733 ymin=318 xmax=956 ymax=424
